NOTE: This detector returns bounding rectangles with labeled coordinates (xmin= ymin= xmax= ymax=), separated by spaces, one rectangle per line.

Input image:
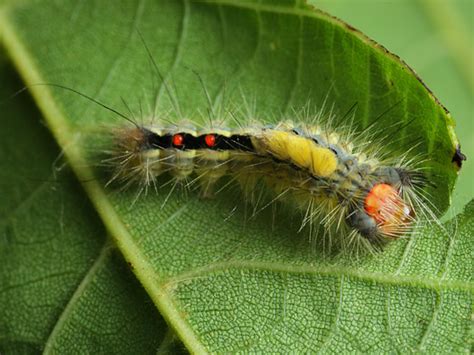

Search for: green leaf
xmin=0 ymin=59 xmax=169 ymax=353
xmin=0 ymin=0 xmax=471 ymax=353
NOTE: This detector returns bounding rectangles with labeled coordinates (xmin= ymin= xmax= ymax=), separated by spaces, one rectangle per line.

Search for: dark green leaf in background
xmin=0 ymin=0 xmax=472 ymax=353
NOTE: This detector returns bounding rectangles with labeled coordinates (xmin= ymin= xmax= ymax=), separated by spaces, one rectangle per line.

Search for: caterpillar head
xmin=348 ymin=167 xmax=421 ymax=242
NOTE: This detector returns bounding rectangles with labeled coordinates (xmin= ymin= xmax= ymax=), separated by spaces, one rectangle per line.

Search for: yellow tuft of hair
xmin=263 ymin=131 xmax=338 ymax=178
xmin=310 ymin=146 xmax=338 ymax=177
xmin=257 ymin=130 xmax=291 ymax=160
xmin=285 ymin=135 xmax=315 ymax=170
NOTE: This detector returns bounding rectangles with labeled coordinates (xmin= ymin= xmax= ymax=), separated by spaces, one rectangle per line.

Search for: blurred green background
xmin=312 ymin=0 xmax=473 ymax=217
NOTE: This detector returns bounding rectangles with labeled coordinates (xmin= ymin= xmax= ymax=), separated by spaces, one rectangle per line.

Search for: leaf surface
xmin=0 ymin=0 xmax=471 ymax=353
xmin=0 ymin=57 xmax=169 ymax=353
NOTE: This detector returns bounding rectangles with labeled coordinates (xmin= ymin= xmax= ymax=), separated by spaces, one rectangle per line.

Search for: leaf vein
xmin=166 ymin=260 xmax=473 ymax=293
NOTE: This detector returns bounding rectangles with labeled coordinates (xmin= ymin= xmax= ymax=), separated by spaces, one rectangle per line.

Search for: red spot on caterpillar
xmin=205 ymin=134 xmax=216 ymax=148
xmin=365 ymin=183 xmax=411 ymax=229
xmin=172 ymin=134 xmax=184 ymax=147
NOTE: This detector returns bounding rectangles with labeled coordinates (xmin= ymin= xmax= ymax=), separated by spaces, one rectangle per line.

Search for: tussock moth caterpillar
xmin=104 ymin=108 xmax=427 ymax=252
xmin=28 ymin=65 xmax=440 ymax=255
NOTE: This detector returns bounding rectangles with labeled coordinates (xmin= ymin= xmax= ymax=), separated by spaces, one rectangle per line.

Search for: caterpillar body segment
xmin=255 ymin=128 xmax=338 ymax=178
xmin=108 ymin=119 xmax=421 ymax=248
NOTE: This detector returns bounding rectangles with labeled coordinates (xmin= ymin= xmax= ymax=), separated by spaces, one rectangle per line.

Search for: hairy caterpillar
xmin=101 ymin=101 xmax=429 ymax=253
xmin=32 ymin=66 xmax=433 ymax=254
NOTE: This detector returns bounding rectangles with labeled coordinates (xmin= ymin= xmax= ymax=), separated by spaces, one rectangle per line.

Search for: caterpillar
xmin=103 ymin=106 xmax=428 ymax=252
